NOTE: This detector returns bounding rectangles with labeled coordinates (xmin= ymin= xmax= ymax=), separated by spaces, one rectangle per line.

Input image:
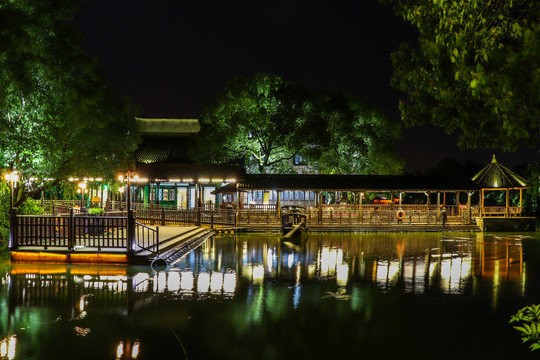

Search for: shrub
xmin=88 ymin=208 xmax=104 ymax=216
xmin=510 ymin=304 xmax=540 ymax=351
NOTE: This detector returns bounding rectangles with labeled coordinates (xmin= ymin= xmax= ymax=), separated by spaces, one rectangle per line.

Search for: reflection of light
xmin=337 ymin=263 xmax=349 ymax=286
xmin=180 ymin=272 xmax=194 ymax=291
xmin=253 ymin=265 xmax=265 ymax=283
xmin=210 ymin=273 xmax=223 ymax=293
xmin=296 ymin=262 xmax=301 ymax=283
xmin=440 ymin=257 xmax=471 ymax=294
xmin=168 ymin=272 xmax=180 ymax=292
xmin=376 ymin=261 xmax=400 ymax=286
xmin=287 ymin=254 xmax=294 ymax=268
xmin=132 ymin=341 xmax=140 ymax=359
xmin=319 ymin=247 xmax=341 ymax=276
xmin=267 ymin=249 xmax=274 ymax=273
xmin=308 ymin=264 xmax=316 ymax=278
xmin=198 ymin=273 xmax=210 ymax=292
xmin=116 ymin=341 xmax=124 ymax=359
xmin=0 ymin=335 xmax=16 ymax=359
xmin=223 ymin=273 xmax=236 ymax=293
xmin=156 ymin=272 xmax=167 ymax=293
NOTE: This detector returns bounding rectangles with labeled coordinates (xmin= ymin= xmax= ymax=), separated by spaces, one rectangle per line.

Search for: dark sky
xmin=74 ymin=0 xmax=537 ymax=173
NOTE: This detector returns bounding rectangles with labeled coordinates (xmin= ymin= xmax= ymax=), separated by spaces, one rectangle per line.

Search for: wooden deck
xmin=10 ymin=213 xmax=213 ymax=265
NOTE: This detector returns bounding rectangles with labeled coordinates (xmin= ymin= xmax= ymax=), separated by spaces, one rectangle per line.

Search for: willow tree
xmin=383 ymin=0 xmax=539 ymax=151
xmin=190 ymin=73 xmax=316 ymax=174
xmin=0 ymin=1 xmax=139 ymax=208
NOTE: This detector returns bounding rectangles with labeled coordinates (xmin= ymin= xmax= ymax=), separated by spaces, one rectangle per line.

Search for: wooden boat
xmin=281 ymin=211 xmax=308 ymax=241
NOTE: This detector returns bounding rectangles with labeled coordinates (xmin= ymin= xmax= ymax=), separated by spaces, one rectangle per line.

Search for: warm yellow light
xmin=225 ymin=178 xmax=236 ymax=183
xmin=134 ymin=175 xmax=139 ymax=181
xmin=78 ymin=182 xmax=87 ymax=190
xmin=168 ymin=179 xmax=181 ymax=182
xmin=116 ymin=341 xmax=124 ymax=359
xmin=212 ymin=179 xmax=224 ymax=183
xmin=198 ymin=178 xmax=210 ymax=183
xmin=119 ymin=187 xmax=125 ymax=193
xmin=118 ymin=175 xmax=124 ymax=182
xmin=131 ymin=341 xmax=140 ymax=359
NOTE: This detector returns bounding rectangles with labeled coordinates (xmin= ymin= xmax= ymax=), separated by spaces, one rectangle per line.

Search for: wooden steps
xmin=141 ymin=227 xmax=214 ymax=266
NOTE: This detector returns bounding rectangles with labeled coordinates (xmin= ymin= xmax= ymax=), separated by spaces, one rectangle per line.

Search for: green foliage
xmin=522 ymin=162 xmax=540 ymax=216
xmin=88 ymin=208 xmax=104 ymax=216
xmin=313 ymin=93 xmax=404 ymax=175
xmin=0 ymin=0 xmax=140 ymax=208
xmin=191 ymin=73 xmax=403 ymax=175
xmin=190 ymin=73 xmax=314 ymax=174
xmin=510 ymin=304 xmax=540 ymax=351
xmin=383 ymin=0 xmax=539 ymax=151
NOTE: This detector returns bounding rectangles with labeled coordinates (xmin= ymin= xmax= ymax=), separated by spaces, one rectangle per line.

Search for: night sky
xmin=74 ymin=0 xmax=537 ymax=173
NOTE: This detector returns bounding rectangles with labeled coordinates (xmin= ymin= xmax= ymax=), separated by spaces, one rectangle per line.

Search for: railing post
xmin=211 ymin=214 xmax=214 ymax=229
xmin=68 ymin=208 xmax=75 ymax=250
xmin=197 ymin=208 xmax=201 ymax=226
xmin=127 ymin=209 xmax=135 ymax=253
xmin=161 ymin=208 xmax=166 ymax=226
xmin=156 ymin=226 xmax=160 ymax=255
xmin=9 ymin=207 xmax=18 ymax=250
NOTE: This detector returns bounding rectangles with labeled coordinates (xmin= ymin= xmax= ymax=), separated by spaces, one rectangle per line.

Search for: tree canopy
xmin=0 ymin=0 xmax=139 ymax=207
xmin=313 ymin=93 xmax=404 ymax=175
xmin=383 ymin=0 xmax=539 ymax=151
xmin=190 ymin=73 xmax=403 ymax=175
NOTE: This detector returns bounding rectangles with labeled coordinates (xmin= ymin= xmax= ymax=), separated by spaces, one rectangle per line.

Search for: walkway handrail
xmin=134 ymin=222 xmax=159 ymax=255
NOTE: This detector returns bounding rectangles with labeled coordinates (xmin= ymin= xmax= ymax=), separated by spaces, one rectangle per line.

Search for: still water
xmin=0 ymin=232 xmax=539 ymax=360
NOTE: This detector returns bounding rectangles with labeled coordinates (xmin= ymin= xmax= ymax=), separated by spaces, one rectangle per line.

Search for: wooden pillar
xmin=437 ymin=191 xmax=441 ymax=222
xmin=426 ymin=191 xmax=431 ymax=224
xmin=467 ymin=192 xmax=472 ymax=224
xmin=317 ymin=191 xmax=322 ymax=224
xmin=399 ymin=192 xmax=402 ymax=209
xmin=505 ymin=188 xmax=509 ymax=217
xmin=519 ymin=188 xmax=523 ymax=211
xmin=277 ymin=191 xmax=281 ymax=220
xmin=480 ymin=189 xmax=484 ymax=217
xmin=359 ymin=191 xmax=363 ymax=223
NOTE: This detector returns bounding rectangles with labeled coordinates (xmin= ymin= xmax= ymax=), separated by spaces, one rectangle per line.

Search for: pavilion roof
xmin=135 ymin=163 xmax=245 ymax=182
xmin=471 ymin=155 xmax=528 ymax=188
xmin=212 ymin=173 xmax=480 ymax=194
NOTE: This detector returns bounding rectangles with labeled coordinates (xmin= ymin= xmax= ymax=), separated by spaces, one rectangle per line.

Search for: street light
xmin=78 ymin=182 xmax=87 ymax=209
xmin=118 ymin=186 xmax=125 ymax=210
xmin=4 ymin=171 xmax=19 ymax=209
xmin=118 ymin=171 xmax=133 ymax=211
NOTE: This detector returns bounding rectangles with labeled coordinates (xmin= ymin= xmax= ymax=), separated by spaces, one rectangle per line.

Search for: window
xmin=293 ymin=154 xmax=307 ymax=165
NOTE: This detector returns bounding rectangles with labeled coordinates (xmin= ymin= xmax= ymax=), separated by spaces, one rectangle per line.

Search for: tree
xmin=313 ymin=93 xmax=404 ymax=175
xmin=189 ymin=73 xmax=316 ymax=174
xmin=383 ymin=0 xmax=539 ymax=151
xmin=0 ymin=0 xmax=139 ymax=208
xmin=191 ymin=73 xmax=404 ymax=175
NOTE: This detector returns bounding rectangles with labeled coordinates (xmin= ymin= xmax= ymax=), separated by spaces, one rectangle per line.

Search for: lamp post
xmin=78 ymin=182 xmax=87 ymax=210
xmin=118 ymin=186 xmax=125 ymax=211
xmin=4 ymin=171 xmax=19 ymax=209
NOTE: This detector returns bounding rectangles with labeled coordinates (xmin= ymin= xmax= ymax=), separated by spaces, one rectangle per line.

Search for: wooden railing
xmin=15 ymin=214 xmax=128 ymax=250
xmin=12 ymin=209 xmax=159 ymax=253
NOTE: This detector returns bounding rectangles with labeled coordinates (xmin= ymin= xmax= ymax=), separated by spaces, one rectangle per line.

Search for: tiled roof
xmin=135 ymin=118 xmax=200 ymax=135
xmin=213 ymin=174 xmax=481 ymax=194
xmin=471 ymin=155 xmax=528 ymax=188
xmin=134 ymin=137 xmax=190 ymax=164
xmin=135 ymin=163 xmax=245 ymax=182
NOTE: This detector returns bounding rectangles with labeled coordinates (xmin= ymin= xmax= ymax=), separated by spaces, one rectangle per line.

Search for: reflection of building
xmin=0 ymin=233 xmax=529 ymax=358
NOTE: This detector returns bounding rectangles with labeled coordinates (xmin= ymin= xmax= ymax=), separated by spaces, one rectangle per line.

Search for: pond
xmin=0 ymin=231 xmax=539 ymax=360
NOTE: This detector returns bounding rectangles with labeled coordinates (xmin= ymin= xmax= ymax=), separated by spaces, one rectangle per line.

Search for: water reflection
xmin=0 ymin=232 xmax=536 ymax=359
